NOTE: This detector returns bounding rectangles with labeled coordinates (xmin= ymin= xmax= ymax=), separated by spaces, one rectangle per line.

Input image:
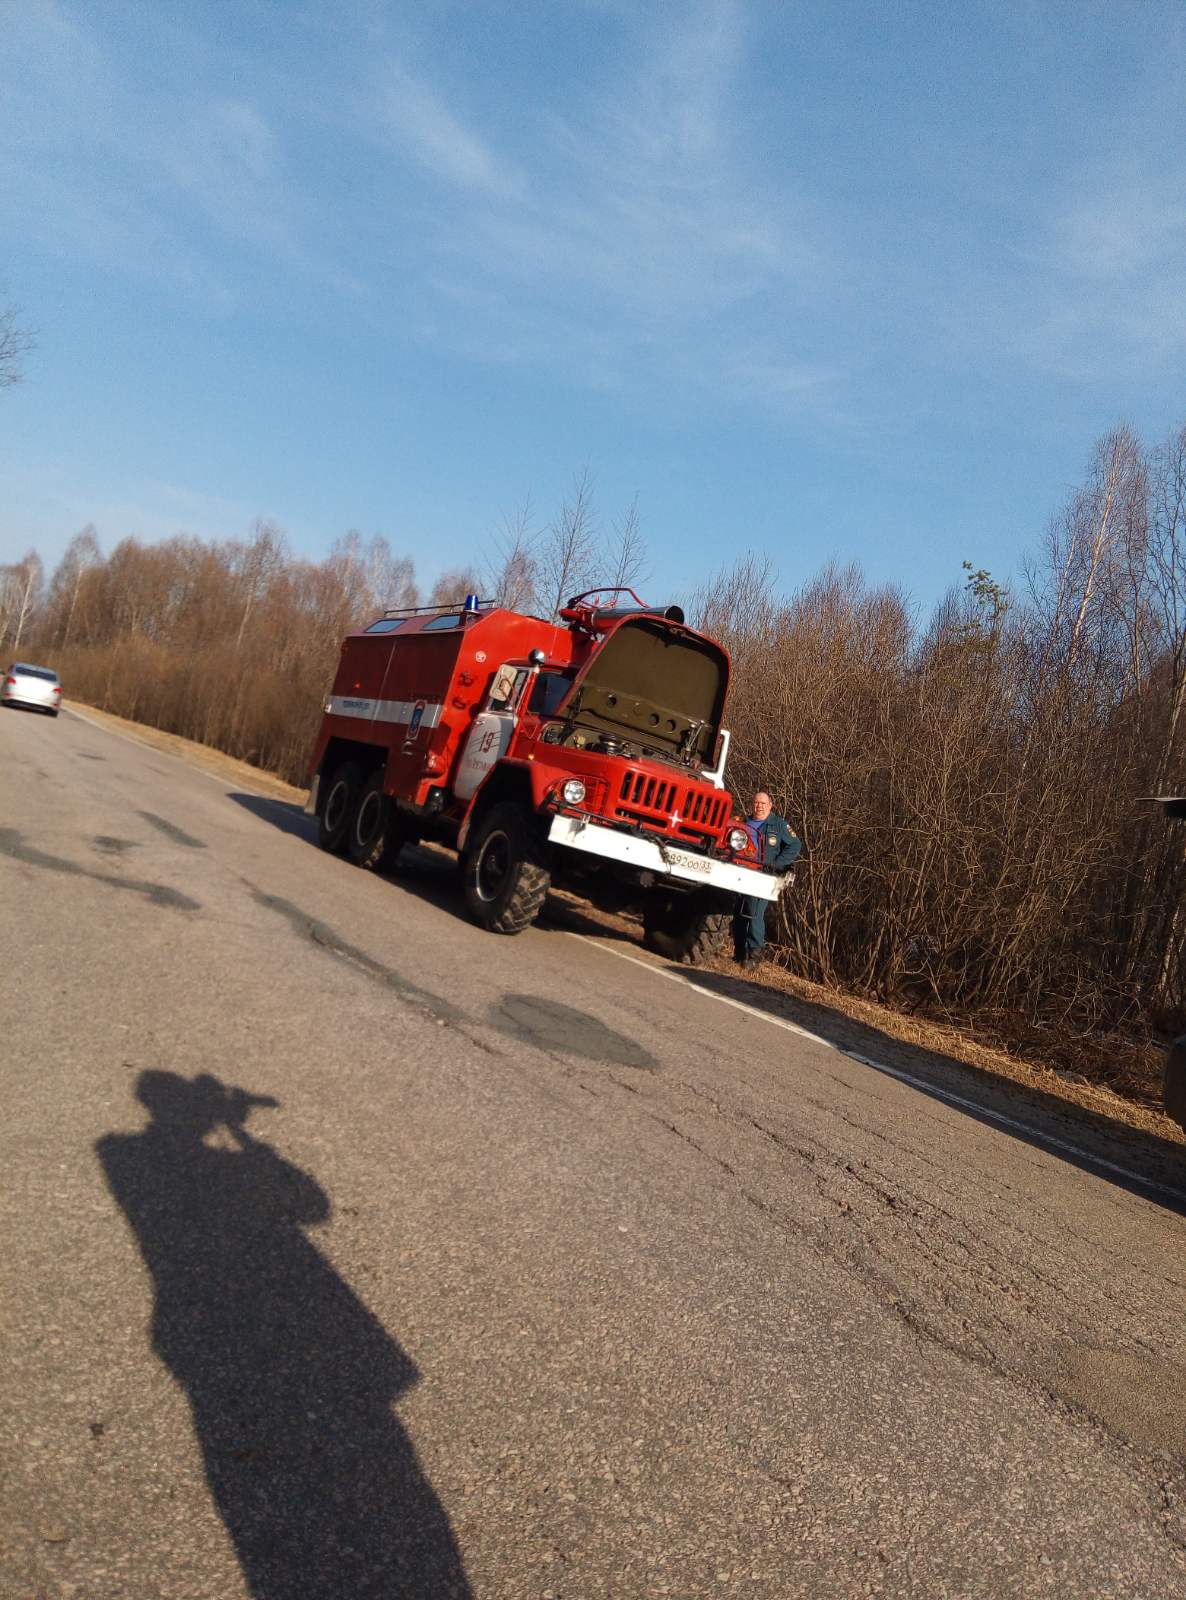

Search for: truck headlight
xmin=727 ymin=826 xmax=750 ymax=853
xmin=562 ymin=778 xmax=587 ymax=805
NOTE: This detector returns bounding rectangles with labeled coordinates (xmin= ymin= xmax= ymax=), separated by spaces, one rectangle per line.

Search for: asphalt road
xmin=3 ymin=702 xmax=1186 ymax=1599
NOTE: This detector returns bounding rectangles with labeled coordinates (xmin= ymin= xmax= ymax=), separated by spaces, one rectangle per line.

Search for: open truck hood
xmin=564 ymin=616 xmax=728 ymax=765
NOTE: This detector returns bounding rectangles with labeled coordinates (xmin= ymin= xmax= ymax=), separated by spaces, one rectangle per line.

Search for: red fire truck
xmin=305 ymin=589 xmax=787 ymax=962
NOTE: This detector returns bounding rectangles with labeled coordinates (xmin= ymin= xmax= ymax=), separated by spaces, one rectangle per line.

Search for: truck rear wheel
xmin=464 ymin=802 xmax=550 ymax=934
xmin=642 ymin=892 xmax=731 ymax=965
xmin=348 ymin=770 xmax=409 ymax=872
xmin=318 ymin=761 xmax=361 ymax=855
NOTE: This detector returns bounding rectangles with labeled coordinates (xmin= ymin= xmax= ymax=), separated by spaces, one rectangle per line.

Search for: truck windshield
xmin=529 ymin=670 xmax=574 ymax=717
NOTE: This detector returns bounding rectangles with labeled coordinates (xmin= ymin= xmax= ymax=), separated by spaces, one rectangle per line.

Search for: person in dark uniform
xmin=734 ymin=790 xmax=800 ymax=967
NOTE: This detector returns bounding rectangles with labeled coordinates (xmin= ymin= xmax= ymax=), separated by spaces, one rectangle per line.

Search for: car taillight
xmin=53 ymin=685 xmax=61 ymax=693
xmin=4 ymin=676 xmax=15 ymax=686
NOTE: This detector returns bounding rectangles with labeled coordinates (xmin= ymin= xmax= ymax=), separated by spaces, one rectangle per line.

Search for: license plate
xmin=667 ymin=849 xmax=711 ymax=875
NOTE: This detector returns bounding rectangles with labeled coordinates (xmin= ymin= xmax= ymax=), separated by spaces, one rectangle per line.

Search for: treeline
xmin=0 ymin=472 xmax=646 ymax=788
xmin=4 ymin=431 xmax=1186 ymax=1088
xmin=701 ymin=423 xmax=1186 ymax=1087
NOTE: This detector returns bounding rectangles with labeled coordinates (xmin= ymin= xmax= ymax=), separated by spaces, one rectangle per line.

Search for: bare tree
xmin=233 ymin=520 xmax=287 ymax=650
xmin=428 ymin=567 xmax=482 ymax=606
xmin=606 ymin=495 xmax=649 ymax=595
xmin=0 ymin=305 xmax=35 ymax=390
xmin=485 ymin=496 xmax=539 ymax=612
xmin=363 ymin=536 xmax=418 ymax=614
xmin=0 ymin=549 xmax=43 ymax=649
xmin=45 ymin=525 xmax=102 ymax=647
xmin=536 ymin=468 xmax=601 ymax=619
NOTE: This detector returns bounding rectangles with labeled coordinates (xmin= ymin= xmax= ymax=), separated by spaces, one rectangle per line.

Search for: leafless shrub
xmin=690 ymin=422 xmax=1186 ymax=1047
xmin=0 ymin=304 xmax=35 ymax=390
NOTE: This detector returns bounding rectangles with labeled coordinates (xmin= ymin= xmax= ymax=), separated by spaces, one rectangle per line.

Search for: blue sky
xmin=2 ymin=0 xmax=1185 ymax=614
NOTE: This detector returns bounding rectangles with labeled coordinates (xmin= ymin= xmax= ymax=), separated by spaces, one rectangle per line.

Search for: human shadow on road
xmin=96 ymin=1071 xmax=472 ymax=1599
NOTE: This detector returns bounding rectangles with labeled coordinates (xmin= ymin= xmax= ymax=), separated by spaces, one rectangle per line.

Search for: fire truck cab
xmin=305 ymin=589 xmax=788 ymax=962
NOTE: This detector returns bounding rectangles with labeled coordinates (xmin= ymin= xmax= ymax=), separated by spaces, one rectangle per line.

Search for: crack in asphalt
xmin=138 ymin=811 xmax=207 ymax=849
xmin=645 ymin=1111 xmax=737 ymax=1177
xmin=645 ymin=1073 xmax=1186 ymax=1461
xmin=93 ymin=836 xmax=139 ymax=858
xmin=249 ymin=887 xmax=471 ymax=1028
xmin=245 ymin=886 xmax=656 ymax=1075
xmin=0 ymin=828 xmax=201 ymax=911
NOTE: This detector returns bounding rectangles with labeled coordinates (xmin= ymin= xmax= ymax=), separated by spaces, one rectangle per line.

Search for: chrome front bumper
xmin=547 ymin=813 xmax=784 ymax=902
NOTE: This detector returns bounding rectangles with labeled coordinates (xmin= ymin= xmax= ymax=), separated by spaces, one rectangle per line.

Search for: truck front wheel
xmin=464 ymin=802 xmax=550 ymax=934
xmin=318 ymin=761 xmax=361 ymax=854
xmin=642 ymin=892 xmax=731 ymax=965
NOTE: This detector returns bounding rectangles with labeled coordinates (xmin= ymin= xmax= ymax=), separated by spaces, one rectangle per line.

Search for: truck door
xmin=454 ymin=663 xmax=530 ymax=800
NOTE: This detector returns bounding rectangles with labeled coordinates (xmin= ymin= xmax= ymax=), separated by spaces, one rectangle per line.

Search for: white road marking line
xmin=568 ymin=933 xmax=1186 ymax=1207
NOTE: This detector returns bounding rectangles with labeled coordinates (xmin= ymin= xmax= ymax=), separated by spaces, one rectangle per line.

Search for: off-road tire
xmin=642 ymin=893 xmax=731 ymax=965
xmin=318 ymin=761 xmax=362 ymax=855
xmin=463 ymin=802 xmax=551 ymax=934
xmin=347 ymin=770 xmax=409 ymax=871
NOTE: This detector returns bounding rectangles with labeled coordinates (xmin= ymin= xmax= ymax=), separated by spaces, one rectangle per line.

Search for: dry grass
xmin=66 ymin=701 xmax=307 ymax=804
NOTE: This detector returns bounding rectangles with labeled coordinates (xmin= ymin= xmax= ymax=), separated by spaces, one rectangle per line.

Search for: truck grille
xmin=615 ymin=770 xmax=729 ymax=841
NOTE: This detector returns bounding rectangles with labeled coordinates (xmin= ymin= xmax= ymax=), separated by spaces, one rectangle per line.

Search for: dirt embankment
xmin=64 ymin=700 xmax=1184 ymax=1146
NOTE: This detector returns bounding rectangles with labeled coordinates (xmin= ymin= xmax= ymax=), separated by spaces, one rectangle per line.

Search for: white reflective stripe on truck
xmin=547 ymin=813 xmax=784 ymax=902
xmin=326 ymin=696 xmax=444 ymax=728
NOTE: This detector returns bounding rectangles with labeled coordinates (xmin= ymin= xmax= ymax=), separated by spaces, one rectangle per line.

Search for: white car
xmin=2 ymin=662 xmax=63 ymax=716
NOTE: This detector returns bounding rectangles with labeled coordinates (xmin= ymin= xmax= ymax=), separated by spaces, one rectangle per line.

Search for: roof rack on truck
xmin=379 ymin=595 xmax=497 ymax=620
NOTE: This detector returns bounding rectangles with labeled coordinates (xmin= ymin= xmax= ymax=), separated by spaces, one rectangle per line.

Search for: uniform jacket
xmin=746 ymin=813 xmax=801 ymax=872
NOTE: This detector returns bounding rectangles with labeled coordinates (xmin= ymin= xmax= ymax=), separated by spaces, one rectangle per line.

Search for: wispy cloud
xmin=353 ymin=0 xmax=835 ymax=408
xmin=1052 ymin=178 xmax=1186 ymax=285
xmin=4 ymin=0 xmax=837 ymax=408
xmin=0 ymin=4 xmax=300 ymax=301
xmin=372 ymin=66 xmax=523 ymax=198
xmin=23 ymin=0 xmax=1186 ymax=436
xmin=970 ymin=165 xmax=1186 ymax=378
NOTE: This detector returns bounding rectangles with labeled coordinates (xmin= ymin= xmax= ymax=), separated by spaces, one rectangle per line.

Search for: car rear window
xmin=13 ymin=665 xmax=58 ymax=682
